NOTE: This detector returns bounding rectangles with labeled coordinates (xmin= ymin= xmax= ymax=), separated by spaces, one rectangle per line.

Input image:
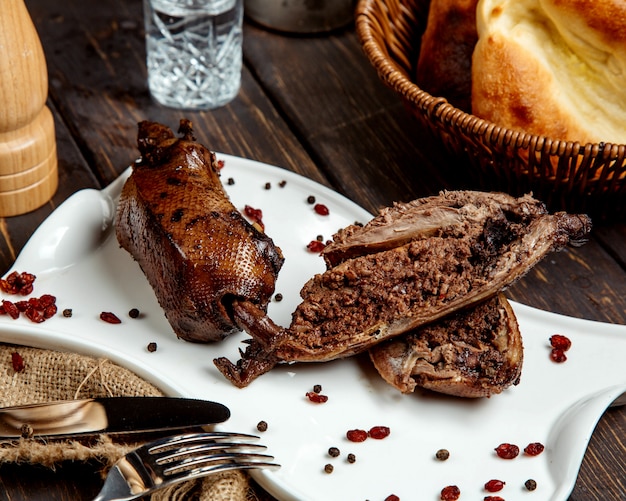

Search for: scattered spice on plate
xmin=256 ymin=420 xmax=268 ymax=432
xmin=62 ymin=308 xmax=73 ymax=318
xmin=550 ymin=349 xmax=567 ymax=363
xmin=305 ymin=391 xmax=328 ymax=403
xmin=368 ymin=426 xmax=391 ymax=439
xmin=0 ymin=271 xmax=36 ymax=295
xmin=306 ymin=195 xmax=316 ymax=204
xmin=147 ymin=342 xmax=157 ymax=352
xmin=384 ymin=495 xmax=400 ymax=501
xmin=216 ymin=159 xmax=225 ymax=170
xmin=346 ymin=429 xmax=368 ymax=442
xmin=524 ymin=442 xmax=545 ymax=456
xmin=243 ymin=205 xmax=264 ymax=231
xmin=324 ymin=463 xmax=334 ymax=474
xmin=1 ymin=300 xmax=20 ymax=319
xmin=1 ymin=295 xmax=57 ymax=323
xmin=11 ymin=351 xmax=25 ymax=372
xmin=328 ymin=447 xmax=340 ymax=458
xmin=484 ymin=496 xmax=505 ymax=501
xmin=306 ymin=240 xmax=326 ymax=253
xmin=494 ymin=443 xmax=519 ymax=459
xmin=278 ymin=180 xmax=287 ymax=188
xmin=128 ymin=308 xmax=140 ymax=318
xmin=347 ymin=453 xmax=356 ymax=463
xmin=100 ymin=311 xmax=122 ymax=324
xmin=227 ymin=177 xmax=235 ymax=185
xmin=312 ymin=384 xmax=322 ymax=393
xmin=435 ymin=449 xmax=450 ymax=461
xmin=314 ymin=203 xmax=329 ymax=216
xmin=525 ymin=479 xmax=537 ymax=491
xmin=274 ymin=293 xmax=283 ymax=302
xmin=549 ymin=334 xmax=571 ymax=363
xmin=484 ymin=479 xmax=505 ymax=492
xmin=440 ymin=485 xmax=461 ymax=500
xmin=264 ymin=182 xmax=271 ymax=190
xmin=550 ymin=334 xmax=571 ymax=351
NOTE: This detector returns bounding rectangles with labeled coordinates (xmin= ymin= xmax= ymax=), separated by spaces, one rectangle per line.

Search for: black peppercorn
xmin=435 ymin=449 xmax=450 ymax=461
xmin=525 ymin=479 xmax=537 ymax=491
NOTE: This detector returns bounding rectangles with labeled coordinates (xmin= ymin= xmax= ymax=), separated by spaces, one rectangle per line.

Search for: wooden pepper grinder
xmin=0 ymin=0 xmax=57 ymax=217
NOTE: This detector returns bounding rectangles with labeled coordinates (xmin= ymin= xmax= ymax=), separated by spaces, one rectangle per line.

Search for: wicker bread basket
xmin=355 ymin=0 xmax=626 ymax=221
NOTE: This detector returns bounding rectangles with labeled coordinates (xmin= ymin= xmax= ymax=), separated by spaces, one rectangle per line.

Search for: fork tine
xmin=146 ymin=432 xmax=261 ymax=454
xmin=162 ymin=451 xmax=279 ymax=477
xmin=154 ymin=441 xmax=268 ymax=464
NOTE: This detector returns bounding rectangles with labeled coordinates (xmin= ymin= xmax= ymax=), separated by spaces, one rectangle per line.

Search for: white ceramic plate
xmin=1 ymin=155 xmax=625 ymax=501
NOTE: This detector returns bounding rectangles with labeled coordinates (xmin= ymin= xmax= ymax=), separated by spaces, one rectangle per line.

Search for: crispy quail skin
xmin=115 ymin=120 xmax=284 ymax=342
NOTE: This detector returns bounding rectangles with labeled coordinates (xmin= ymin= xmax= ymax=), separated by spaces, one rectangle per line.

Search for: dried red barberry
xmin=11 ymin=352 xmax=25 ymax=372
xmin=2 ymin=300 xmax=20 ymax=319
xmin=550 ymin=334 xmax=571 ymax=351
xmin=368 ymin=426 xmax=391 ymax=439
xmin=244 ymin=205 xmax=264 ymax=230
xmin=1 ymin=271 xmax=36 ymax=295
xmin=524 ymin=442 xmax=545 ymax=456
xmin=385 ymin=495 xmax=400 ymax=501
xmin=306 ymin=240 xmax=326 ymax=253
xmin=100 ymin=311 xmax=122 ymax=324
xmin=440 ymin=485 xmax=461 ymax=500
xmin=216 ymin=159 xmax=225 ymax=170
xmin=346 ymin=429 xmax=368 ymax=442
xmin=25 ymin=307 xmax=45 ymax=323
xmin=484 ymin=479 xmax=505 ymax=492
xmin=495 ymin=443 xmax=519 ymax=459
xmin=305 ymin=391 xmax=328 ymax=403
xmin=484 ymin=497 xmax=505 ymax=501
xmin=550 ymin=348 xmax=567 ymax=363
xmin=15 ymin=300 xmax=30 ymax=312
xmin=313 ymin=203 xmax=329 ymax=216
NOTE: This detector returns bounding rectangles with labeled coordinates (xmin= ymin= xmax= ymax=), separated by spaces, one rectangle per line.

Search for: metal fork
xmin=92 ymin=432 xmax=280 ymax=501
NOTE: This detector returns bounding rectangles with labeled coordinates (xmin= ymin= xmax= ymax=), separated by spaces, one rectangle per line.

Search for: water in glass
xmin=144 ymin=0 xmax=242 ymax=110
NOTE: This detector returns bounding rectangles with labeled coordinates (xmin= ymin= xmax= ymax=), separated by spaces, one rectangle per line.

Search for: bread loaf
xmin=416 ymin=0 xmax=478 ymax=112
xmin=471 ymin=0 xmax=626 ymax=145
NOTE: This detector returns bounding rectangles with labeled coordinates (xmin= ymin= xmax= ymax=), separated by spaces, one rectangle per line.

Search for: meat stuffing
xmin=115 ymin=120 xmax=284 ymax=342
xmin=369 ymin=293 xmax=523 ymax=397
xmin=215 ymin=190 xmax=590 ymax=388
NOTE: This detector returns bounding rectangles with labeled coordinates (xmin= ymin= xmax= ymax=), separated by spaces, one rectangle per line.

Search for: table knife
xmin=0 ymin=396 xmax=230 ymax=438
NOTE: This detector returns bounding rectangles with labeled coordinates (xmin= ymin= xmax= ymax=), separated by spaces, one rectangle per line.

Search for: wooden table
xmin=0 ymin=0 xmax=624 ymax=499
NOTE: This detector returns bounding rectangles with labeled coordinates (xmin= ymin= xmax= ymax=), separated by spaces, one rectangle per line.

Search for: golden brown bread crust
xmin=472 ymin=0 xmax=626 ymax=145
xmin=416 ymin=0 xmax=478 ymax=112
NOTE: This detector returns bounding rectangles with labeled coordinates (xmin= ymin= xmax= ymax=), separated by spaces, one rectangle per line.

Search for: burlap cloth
xmin=0 ymin=343 xmax=271 ymax=501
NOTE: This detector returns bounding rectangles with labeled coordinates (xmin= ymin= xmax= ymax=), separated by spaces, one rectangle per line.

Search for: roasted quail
xmin=115 ymin=120 xmax=284 ymax=343
xmin=215 ymin=191 xmax=590 ymax=389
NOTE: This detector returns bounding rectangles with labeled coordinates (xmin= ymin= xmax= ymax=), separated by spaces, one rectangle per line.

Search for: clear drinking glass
xmin=143 ymin=0 xmax=243 ymax=110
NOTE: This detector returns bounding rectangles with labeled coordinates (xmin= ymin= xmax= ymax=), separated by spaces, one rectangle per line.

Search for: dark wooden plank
xmin=27 ymin=0 xmax=325 ymax=188
xmin=242 ymin=23 xmax=458 ymax=215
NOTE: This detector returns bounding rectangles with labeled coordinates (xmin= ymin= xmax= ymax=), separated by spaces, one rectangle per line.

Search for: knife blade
xmin=0 ymin=397 xmax=230 ymax=438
